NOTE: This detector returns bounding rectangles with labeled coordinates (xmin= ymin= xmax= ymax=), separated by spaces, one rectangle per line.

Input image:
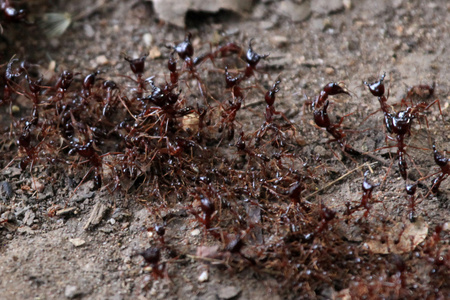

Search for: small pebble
xmin=84 ymin=24 xmax=95 ymax=38
xmin=69 ymin=238 xmax=86 ymax=247
xmin=96 ymin=55 xmax=109 ymax=66
xmin=343 ymin=0 xmax=352 ymax=9
xmin=270 ymin=35 xmax=288 ymax=48
xmin=198 ymin=270 xmax=209 ymax=282
xmin=218 ymin=286 xmax=241 ymax=300
xmin=65 ymin=285 xmax=81 ymax=299
xmin=149 ymin=46 xmax=161 ymax=59
xmin=11 ymin=105 xmax=20 ymax=114
xmin=143 ymin=33 xmax=153 ymax=47
xmin=325 ymin=67 xmax=335 ymax=75
xmin=191 ymin=229 xmax=201 ymax=236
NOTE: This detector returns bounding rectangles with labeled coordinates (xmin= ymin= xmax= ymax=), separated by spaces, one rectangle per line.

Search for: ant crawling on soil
xmin=312 ymin=82 xmax=359 ymax=155
xmin=1 ymin=0 xmax=26 ymax=24
xmin=123 ymin=53 xmax=148 ymax=98
xmin=255 ymin=78 xmax=296 ymax=148
xmin=69 ymin=139 xmax=104 ymax=190
xmin=345 ymin=172 xmax=381 ymax=219
xmin=135 ymin=247 xmax=166 ymax=279
xmin=365 ymin=74 xmax=442 ymax=181
xmin=430 ymin=145 xmax=449 ymax=194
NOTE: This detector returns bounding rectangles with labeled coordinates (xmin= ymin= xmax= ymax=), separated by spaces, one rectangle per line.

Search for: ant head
xmin=124 ymin=53 xmax=148 ymax=75
xmin=432 ymin=145 xmax=449 ymax=166
xmin=140 ymin=247 xmax=161 ymax=265
xmin=364 ymin=73 xmax=386 ymax=97
xmin=26 ymin=74 xmax=43 ymax=94
xmin=174 ymin=33 xmax=194 ymax=60
xmin=362 ymin=172 xmax=380 ymax=193
xmin=200 ymin=197 xmax=215 ymax=216
xmin=246 ymin=39 xmax=269 ymax=67
xmin=4 ymin=7 xmax=26 ymax=22
xmin=405 ymin=184 xmax=417 ymax=195
xmin=103 ymin=80 xmax=117 ymax=90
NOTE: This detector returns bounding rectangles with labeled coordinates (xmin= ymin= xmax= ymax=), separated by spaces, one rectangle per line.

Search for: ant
xmin=345 ymin=172 xmax=380 ymax=219
xmin=16 ymin=121 xmax=37 ymax=170
xmin=255 ymin=79 xmax=295 ymax=147
xmin=312 ymin=82 xmax=359 ymax=155
xmin=135 ymin=247 xmax=166 ymax=279
xmin=167 ymin=52 xmax=179 ymax=86
xmin=430 ymin=145 xmax=449 ymax=194
xmin=101 ymin=80 xmax=119 ymax=117
xmin=219 ymin=67 xmax=246 ymax=140
xmin=69 ymin=140 xmax=103 ymax=190
xmin=1 ymin=0 xmax=26 ymax=24
xmin=190 ymin=193 xmax=216 ymax=230
xmin=137 ymin=80 xmax=193 ymax=136
xmin=167 ymin=33 xmax=209 ymax=98
xmin=235 ymin=131 xmax=270 ymax=164
xmin=242 ymin=39 xmax=269 ymax=78
xmin=1 ymin=58 xmax=23 ymax=105
xmin=312 ymin=203 xmax=336 ymax=237
xmin=49 ymin=70 xmax=75 ymax=114
xmin=81 ymin=70 xmax=102 ymax=99
xmin=405 ymin=184 xmax=420 ymax=221
xmin=211 ymin=39 xmax=270 ymax=79
xmin=365 ymin=74 xmax=441 ymax=180
xmin=123 ymin=53 xmax=149 ymax=98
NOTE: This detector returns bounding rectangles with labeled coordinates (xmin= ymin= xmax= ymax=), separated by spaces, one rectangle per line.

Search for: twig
xmin=305 ymin=162 xmax=378 ymax=200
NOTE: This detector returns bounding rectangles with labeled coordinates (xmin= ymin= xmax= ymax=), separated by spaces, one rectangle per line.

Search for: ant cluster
xmin=1 ymin=30 xmax=448 ymax=298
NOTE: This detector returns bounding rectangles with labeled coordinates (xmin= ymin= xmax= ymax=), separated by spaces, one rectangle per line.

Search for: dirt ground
xmin=0 ymin=0 xmax=449 ymax=299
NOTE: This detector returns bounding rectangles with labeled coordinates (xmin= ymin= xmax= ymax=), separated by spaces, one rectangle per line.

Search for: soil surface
xmin=0 ymin=1 xmax=449 ymax=299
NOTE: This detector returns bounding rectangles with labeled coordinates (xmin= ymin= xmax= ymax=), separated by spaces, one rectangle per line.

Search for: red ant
xmin=16 ymin=122 xmax=37 ymax=170
xmin=69 ymin=140 xmax=103 ymax=190
xmin=242 ymin=39 xmax=269 ymax=78
xmin=255 ymin=79 xmax=295 ymax=147
xmin=6 ymin=64 xmax=42 ymax=124
xmin=167 ymin=33 xmax=211 ymax=98
xmin=136 ymin=80 xmax=193 ymax=136
xmin=212 ymin=39 xmax=270 ymax=79
xmin=101 ymin=80 xmax=119 ymax=117
xmin=147 ymin=223 xmax=166 ymax=245
xmin=312 ymin=82 xmax=358 ymax=155
xmin=235 ymin=131 xmax=270 ymax=164
xmin=80 ymin=70 xmax=102 ymax=99
xmin=135 ymin=247 xmax=166 ymax=279
xmin=1 ymin=58 xmax=23 ymax=105
xmin=123 ymin=53 xmax=148 ymax=97
xmin=1 ymin=0 xmax=26 ymax=23
xmin=405 ymin=183 xmax=420 ymax=221
xmin=190 ymin=194 xmax=216 ymax=230
xmin=312 ymin=203 xmax=336 ymax=237
xmin=430 ymin=145 xmax=449 ymax=194
xmin=218 ymin=66 xmax=248 ymax=140
xmin=25 ymin=74 xmax=43 ymax=124
xmin=345 ymin=172 xmax=381 ymax=219
xmin=167 ymin=52 xmax=179 ymax=86
xmin=365 ymin=74 xmax=441 ymax=180
xmin=48 ymin=70 xmax=75 ymax=114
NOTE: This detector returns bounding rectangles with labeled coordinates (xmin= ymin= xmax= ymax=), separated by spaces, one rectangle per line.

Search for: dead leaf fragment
xmin=364 ymin=219 xmax=428 ymax=254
